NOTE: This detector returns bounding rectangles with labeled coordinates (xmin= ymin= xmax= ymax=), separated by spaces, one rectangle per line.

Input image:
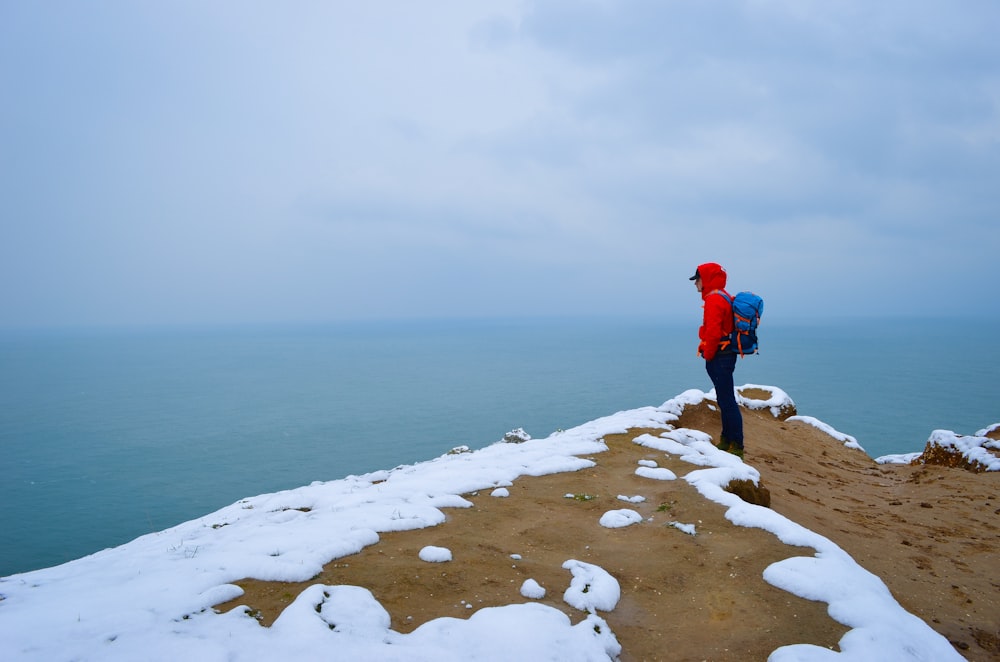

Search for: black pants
xmin=705 ymin=351 xmax=743 ymax=447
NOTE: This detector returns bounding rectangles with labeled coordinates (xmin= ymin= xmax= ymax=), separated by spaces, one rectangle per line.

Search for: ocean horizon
xmin=2 ymin=315 xmax=996 ymax=576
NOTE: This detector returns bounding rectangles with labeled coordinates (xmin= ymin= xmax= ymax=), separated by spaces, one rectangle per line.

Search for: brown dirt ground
xmin=216 ymin=396 xmax=999 ymax=661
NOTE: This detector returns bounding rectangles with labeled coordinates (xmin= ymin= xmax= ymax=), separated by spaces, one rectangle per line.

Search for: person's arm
xmin=701 ymin=294 xmax=728 ymax=361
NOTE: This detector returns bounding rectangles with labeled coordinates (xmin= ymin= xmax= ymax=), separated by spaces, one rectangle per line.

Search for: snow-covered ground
xmin=0 ymin=386 xmax=975 ymax=661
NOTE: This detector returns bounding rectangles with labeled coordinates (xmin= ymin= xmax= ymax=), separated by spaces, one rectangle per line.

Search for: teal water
xmin=1 ymin=317 xmax=996 ymax=576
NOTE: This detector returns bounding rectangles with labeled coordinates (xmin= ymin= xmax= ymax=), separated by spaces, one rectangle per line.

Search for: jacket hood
xmin=696 ymin=262 xmax=728 ymax=297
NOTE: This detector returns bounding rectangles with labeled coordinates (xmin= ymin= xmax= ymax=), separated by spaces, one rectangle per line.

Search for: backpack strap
xmin=707 ymin=290 xmax=734 ymax=353
xmin=709 ymin=289 xmax=732 ymax=304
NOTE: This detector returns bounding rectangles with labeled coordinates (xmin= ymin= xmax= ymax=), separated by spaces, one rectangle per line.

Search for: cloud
xmin=1 ymin=1 xmax=998 ymax=327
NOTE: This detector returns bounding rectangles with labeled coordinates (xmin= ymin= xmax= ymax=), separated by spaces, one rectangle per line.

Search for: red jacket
xmin=696 ymin=262 xmax=734 ymax=361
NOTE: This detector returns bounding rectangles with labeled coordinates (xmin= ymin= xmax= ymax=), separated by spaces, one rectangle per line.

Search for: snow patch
xmin=520 ymin=579 xmax=546 ymax=600
xmin=562 ymin=560 xmax=621 ymax=613
xmin=599 ymin=509 xmax=643 ymax=529
xmin=635 ymin=466 xmax=677 ymax=481
xmin=418 ymin=546 xmax=452 ymax=563
xmin=788 ymin=415 xmax=864 ymax=451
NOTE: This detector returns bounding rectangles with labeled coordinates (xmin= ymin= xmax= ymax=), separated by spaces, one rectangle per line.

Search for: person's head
xmin=689 ymin=263 xmax=727 ymax=295
xmin=690 ymin=269 xmax=703 ymax=293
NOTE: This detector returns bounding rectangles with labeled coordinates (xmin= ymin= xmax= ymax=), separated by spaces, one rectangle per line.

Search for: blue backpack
xmin=716 ymin=291 xmax=764 ymax=356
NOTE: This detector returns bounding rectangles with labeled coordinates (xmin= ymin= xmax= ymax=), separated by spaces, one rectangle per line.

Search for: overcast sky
xmin=2 ymin=1 xmax=998 ymax=329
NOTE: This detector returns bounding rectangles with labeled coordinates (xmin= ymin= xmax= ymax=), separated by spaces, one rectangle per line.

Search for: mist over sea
xmin=2 ymin=317 xmax=995 ymax=576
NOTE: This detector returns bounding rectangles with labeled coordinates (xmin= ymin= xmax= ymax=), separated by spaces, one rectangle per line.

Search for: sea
xmin=1 ymin=317 xmax=996 ymax=577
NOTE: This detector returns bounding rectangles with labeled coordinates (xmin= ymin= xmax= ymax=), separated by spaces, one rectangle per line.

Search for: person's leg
xmin=705 ymin=352 xmax=743 ymax=449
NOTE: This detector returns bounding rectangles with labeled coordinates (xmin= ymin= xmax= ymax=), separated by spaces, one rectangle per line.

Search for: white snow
xmin=502 ymin=427 xmax=532 ymax=443
xmin=877 ymin=427 xmax=1000 ymax=468
xmin=520 ymin=579 xmax=546 ymax=600
xmin=617 ymin=494 xmax=645 ymax=504
xmin=788 ymin=415 xmax=865 ymax=451
xmin=670 ymin=522 xmax=697 ymax=536
xmin=0 ymin=385 xmax=966 ymax=661
xmin=976 ymin=423 xmax=999 ymax=437
xmin=739 ymin=384 xmax=795 ymax=417
xmin=598 ymin=509 xmax=643 ymax=529
xmin=490 ymin=487 xmax=510 ymax=498
xmin=635 ymin=466 xmax=677 ymax=480
xmin=875 ymin=452 xmax=922 ymax=465
xmin=924 ymin=429 xmax=1000 ymax=471
xmin=418 ymin=546 xmax=453 ymax=563
xmin=562 ymin=560 xmax=621 ymax=613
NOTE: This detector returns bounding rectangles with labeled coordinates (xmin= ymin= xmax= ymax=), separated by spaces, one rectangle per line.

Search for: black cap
xmin=688 ymin=269 xmax=700 ymax=281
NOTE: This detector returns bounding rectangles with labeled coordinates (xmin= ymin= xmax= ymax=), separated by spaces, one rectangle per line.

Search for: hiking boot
xmin=728 ymin=445 xmax=745 ymax=459
xmin=716 ymin=437 xmax=732 ymax=452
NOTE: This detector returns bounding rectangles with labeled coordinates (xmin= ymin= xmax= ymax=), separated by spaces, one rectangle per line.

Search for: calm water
xmin=1 ymin=317 xmax=996 ymax=576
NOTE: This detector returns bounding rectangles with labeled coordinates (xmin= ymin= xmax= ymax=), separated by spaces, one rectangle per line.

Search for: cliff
xmin=219 ymin=388 xmax=999 ymax=661
xmin=1 ymin=386 xmax=997 ymax=661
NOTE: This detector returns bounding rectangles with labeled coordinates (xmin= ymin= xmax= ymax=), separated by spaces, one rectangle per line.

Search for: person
xmin=690 ymin=262 xmax=744 ymax=457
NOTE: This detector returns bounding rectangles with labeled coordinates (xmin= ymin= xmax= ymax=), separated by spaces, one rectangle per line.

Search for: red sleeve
xmin=700 ymin=294 xmax=730 ymax=361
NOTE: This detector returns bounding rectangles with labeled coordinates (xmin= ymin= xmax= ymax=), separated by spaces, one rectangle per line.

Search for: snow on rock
xmin=617 ymin=495 xmax=645 ymax=504
xmin=976 ymin=422 xmax=1000 ymax=438
xmin=700 ymin=384 xmax=787 ymax=413
xmin=662 ymin=388 xmax=705 ymax=414
xmin=788 ymin=415 xmax=865 ymax=452
xmin=915 ymin=429 xmax=1000 ymax=472
xmin=520 ymin=579 xmax=546 ymax=599
xmin=737 ymin=384 xmax=797 ymax=419
xmin=562 ymin=560 xmax=621 ymax=613
xmin=599 ymin=509 xmax=643 ymax=529
xmin=490 ymin=488 xmax=510 ymax=498
xmin=418 ymin=546 xmax=453 ymax=563
xmin=502 ymin=428 xmax=531 ymax=444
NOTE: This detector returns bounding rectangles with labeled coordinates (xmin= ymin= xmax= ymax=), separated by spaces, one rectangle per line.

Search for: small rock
xmin=724 ymin=479 xmax=771 ymax=508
